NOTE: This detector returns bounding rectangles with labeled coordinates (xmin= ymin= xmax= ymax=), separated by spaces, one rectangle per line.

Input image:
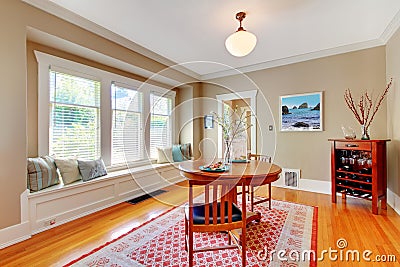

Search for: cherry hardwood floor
xmin=0 ymin=182 xmax=399 ymax=266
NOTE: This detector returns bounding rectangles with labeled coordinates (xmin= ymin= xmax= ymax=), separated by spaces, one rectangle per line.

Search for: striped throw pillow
xmin=27 ymin=156 xmax=60 ymax=192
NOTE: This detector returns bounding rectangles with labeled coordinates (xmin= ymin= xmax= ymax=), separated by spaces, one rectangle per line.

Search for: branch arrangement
xmin=212 ymin=105 xmax=252 ymax=147
xmin=344 ymin=78 xmax=392 ymax=128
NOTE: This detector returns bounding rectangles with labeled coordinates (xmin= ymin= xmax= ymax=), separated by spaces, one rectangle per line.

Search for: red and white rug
xmin=65 ymin=199 xmax=317 ymax=267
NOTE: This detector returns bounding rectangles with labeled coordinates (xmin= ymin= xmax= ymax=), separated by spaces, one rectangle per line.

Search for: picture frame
xmin=204 ymin=115 xmax=214 ymax=129
xmin=280 ymin=92 xmax=323 ymax=132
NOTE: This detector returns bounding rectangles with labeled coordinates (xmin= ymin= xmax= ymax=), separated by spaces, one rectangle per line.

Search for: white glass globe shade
xmin=225 ymin=30 xmax=257 ymax=57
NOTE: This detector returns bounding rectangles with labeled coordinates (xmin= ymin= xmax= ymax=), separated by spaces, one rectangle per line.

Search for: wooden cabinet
xmin=329 ymin=139 xmax=389 ymax=214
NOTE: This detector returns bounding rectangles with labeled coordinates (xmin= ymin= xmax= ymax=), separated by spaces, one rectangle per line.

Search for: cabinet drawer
xmin=335 ymin=141 xmax=371 ymax=151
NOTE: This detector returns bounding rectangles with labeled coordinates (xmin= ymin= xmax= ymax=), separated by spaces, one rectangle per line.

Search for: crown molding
xmin=23 ymin=0 xmax=400 ymax=82
xmin=201 ymin=39 xmax=385 ymax=81
xmin=22 ymin=0 xmax=201 ymax=81
xmin=379 ymin=9 xmax=400 ymax=44
xmin=27 ymin=27 xmax=190 ymax=89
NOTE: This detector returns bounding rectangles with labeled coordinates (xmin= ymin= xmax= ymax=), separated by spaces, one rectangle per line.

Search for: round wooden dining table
xmin=179 ymin=159 xmax=282 ymax=222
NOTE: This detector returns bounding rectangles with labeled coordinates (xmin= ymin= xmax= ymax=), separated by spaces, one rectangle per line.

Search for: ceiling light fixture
xmin=225 ymin=12 xmax=257 ymax=57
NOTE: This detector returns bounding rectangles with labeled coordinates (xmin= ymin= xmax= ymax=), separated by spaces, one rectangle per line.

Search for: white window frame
xmin=35 ymin=51 xmax=175 ymax=168
xmin=149 ymin=91 xmax=176 ymax=158
xmin=111 ymin=81 xmax=144 ymax=165
xmin=48 ymin=67 xmax=102 ymax=160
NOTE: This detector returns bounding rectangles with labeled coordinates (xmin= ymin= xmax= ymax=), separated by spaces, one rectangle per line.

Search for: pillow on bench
xmin=27 ymin=156 xmax=60 ymax=192
xmin=158 ymin=143 xmax=192 ymax=163
xmin=54 ymin=158 xmax=82 ymax=185
xmin=78 ymin=158 xmax=107 ymax=181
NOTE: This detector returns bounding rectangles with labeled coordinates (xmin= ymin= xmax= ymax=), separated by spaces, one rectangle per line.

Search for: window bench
xmin=25 ymin=163 xmax=184 ymax=234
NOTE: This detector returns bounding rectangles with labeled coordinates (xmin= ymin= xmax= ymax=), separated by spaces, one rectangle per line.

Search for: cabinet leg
xmin=372 ymin=198 xmax=378 ymax=215
xmin=381 ymin=197 xmax=387 ymax=210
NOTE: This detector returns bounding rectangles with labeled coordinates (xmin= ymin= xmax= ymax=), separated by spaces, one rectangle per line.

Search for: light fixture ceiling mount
xmin=235 ymin=11 xmax=247 ymax=31
xmin=225 ymin=11 xmax=257 ymax=57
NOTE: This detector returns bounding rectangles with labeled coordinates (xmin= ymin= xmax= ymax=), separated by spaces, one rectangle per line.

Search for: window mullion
xmin=101 ymin=79 xmax=112 ymax=166
xmin=143 ymin=90 xmax=151 ymax=159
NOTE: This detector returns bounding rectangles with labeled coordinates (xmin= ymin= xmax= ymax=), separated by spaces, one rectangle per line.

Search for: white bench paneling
xmin=27 ymin=163 xmax=184 ymax=234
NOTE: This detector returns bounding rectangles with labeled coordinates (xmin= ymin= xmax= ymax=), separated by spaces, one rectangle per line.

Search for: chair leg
xmin=241 ymin=225 xmax=246 ymax=266
xmin=188 ymin=227 xmax=194 ymax=267
xmin=184 ymin=217 xmax=188 ymax=251
xmin=268 ymin=183 xmax=272 ymax=209
xmin=250 ymin=186 xmax=254 ymax=212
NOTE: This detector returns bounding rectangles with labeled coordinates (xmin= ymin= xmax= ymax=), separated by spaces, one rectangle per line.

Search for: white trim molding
xmin=0 ymin=222 xmax=31 ymax=250
xmin=273 ymin=177 xmax=331 ymax=195
xmin=216 ymin=90 xmax=258 ymax=158
xmin=0 ymin=190 xmax=31 ymax=249
xmin=23 ymin=1 xmax=400 ymax=81
xmin=387 ymin=188 xmax=400 ymax=215
xmin=202 ymin=40 xmax=385 ymax=80
xmin=380 ymin=9 xmax=400 ymax=44
xmin=23 ymin=1 xmax=199 ymax=80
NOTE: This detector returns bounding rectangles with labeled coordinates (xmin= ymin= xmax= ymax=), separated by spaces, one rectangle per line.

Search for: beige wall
xmin=0 ymin=0 xmax=28 ymax=229
xmin=174 ymin=83 xmax=203 ymax=158
xmin=202 ymin=47 xmax=387 ymax=182
xmin=386 ymin=28 xmax=400 ymax=196
xmin=0 ymin=0 xmax=193 ymax=230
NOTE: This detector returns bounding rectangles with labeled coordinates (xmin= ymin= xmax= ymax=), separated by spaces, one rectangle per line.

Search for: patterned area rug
xmin=65 ymin=199 xmax=317 ymax=267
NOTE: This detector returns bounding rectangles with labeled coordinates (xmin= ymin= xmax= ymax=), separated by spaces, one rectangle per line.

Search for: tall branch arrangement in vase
xmin=212 ymin=105 xmax=252 ymax=164
xmin=344 ymin=78 xmax=392 ymax=140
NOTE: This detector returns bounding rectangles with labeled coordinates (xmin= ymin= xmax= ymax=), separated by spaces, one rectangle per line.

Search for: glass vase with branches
xmin=212 ymin=104 xmax=252 ymax=165
xmin=344 ymin=78 xmax=392 ymax=140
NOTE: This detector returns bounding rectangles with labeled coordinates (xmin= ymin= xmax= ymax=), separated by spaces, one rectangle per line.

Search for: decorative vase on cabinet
xmin=329 ymin=139 xmax=389 ymax=215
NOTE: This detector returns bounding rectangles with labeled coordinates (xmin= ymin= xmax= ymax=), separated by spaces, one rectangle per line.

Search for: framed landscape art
xmin=280 ymin=92 xmax=323 ymax=132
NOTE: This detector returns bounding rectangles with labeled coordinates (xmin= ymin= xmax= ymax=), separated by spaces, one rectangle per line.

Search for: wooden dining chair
xmin=185 ymin=180 xmax=247 ymax=267
xmin=247 ymin=153 xmax=272 ymax=211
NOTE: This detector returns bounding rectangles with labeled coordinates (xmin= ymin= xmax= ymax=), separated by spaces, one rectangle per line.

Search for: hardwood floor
xmin=0 ymin=182 xmax=399 ymax=266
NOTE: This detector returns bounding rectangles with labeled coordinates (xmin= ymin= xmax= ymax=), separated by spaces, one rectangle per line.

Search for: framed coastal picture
xmin=280 ymin=92 xmax=323 ymax=132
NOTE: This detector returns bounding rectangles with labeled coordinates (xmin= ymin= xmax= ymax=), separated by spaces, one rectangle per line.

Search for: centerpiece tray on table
xmin=199 ymin=161 xmax=230 ymax=172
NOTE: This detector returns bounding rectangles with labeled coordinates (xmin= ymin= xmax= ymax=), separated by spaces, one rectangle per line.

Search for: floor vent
xmin=282 ymin=168 xmax=300 ymax=188
xmin=126 ymin=189 xmax=167 ymax=205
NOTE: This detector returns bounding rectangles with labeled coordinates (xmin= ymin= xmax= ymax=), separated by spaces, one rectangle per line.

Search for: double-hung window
xmin=111 ymin=83 xmax=143 ymax=165
xmin=49 ymin=69 xmax=101 ymax=160
xmin=37 ymin=51 xmax=176 ymax=168
xmin=149 ymin=93 xmax=173 ymax=158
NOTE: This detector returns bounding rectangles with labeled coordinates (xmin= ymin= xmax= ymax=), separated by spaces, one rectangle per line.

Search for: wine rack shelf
xmin=329 ymin=139 xmax=389 ymax=215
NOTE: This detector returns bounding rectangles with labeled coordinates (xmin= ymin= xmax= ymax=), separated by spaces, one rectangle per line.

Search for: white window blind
xmin=49 ymin=69 xmax=101 ymax=160
xmin=111 ymin=83 xmax=143 ymax=165
xmin=149 ymin=93 xmax=172 ymax=158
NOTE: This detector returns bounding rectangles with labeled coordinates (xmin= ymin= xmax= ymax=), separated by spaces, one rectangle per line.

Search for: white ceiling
xmin=26 ymin=0 xmax=400 ymax=80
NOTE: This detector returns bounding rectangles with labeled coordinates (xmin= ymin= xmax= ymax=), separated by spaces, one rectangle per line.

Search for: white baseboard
xmin=273 ymin=178 xmax=331 ymax=195
xmin=387 ymin=188 xmax=400 ymax=215
xmin=0 ymin=221 xmax=31 ymax=249
xmin=273 ymin=178 xmax=400 ymax=216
